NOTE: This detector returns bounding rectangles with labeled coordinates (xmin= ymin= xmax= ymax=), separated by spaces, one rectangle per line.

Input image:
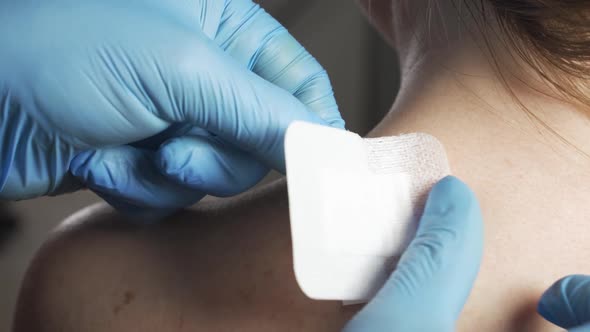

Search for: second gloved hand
xmin=342 ymin=177 xmax=590 ymax=332
xmin=538 ymin=275 xmax=590 ymax=331
xmin=0 ymin=0 xmax=343 ymax=213
xmin=343 ymin=176 xmax=484 ymax=332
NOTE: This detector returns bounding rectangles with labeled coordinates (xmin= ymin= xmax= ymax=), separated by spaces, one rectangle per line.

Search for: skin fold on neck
xmin=360 ymin=1 xmax=590 ymax=330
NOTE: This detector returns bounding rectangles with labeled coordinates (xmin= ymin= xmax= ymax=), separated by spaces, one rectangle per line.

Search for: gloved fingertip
xmin=70 ymin=150 xmax=98 ymax=177
xmin=537 ymin=275 xmax=590 ymax=329
xmin=157 ymin=136 xmax=270 ymax=196
xmin=359 ymin=175 xmax=482 ymax=328
xmin=423 ymin=176 xmax=478 ymax=222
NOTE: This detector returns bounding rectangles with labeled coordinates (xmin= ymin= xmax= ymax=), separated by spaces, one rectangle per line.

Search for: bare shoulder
xmin=12 ymin=200 xmax=222 ymax=332
xmin=13 ymin=180 xmax=352 ymax=332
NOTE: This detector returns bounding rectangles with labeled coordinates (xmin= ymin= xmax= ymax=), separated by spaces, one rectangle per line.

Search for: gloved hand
xmin=0 ymin=0 xmax=343 ymax=212
xmin=538 ymin=275 xmax=590 ymax=331
xmin=343 ymin=176 xmax=484 ymax=332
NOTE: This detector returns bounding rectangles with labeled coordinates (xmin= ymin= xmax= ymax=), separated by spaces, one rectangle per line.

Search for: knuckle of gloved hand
xmin=157 ymin=141 xmax=217 ymax=187
xmin=157 ymin=148 xmax=183 ymax=176
xmin=159 ymin=154 xmax=202 ymax=186
xmin=175 ymin=38 xmax=221 ymax=74
xmin=165 ymin=166 xmax=201 ymax=187
xmin=87 ymin=166 xmax=119 ymax=192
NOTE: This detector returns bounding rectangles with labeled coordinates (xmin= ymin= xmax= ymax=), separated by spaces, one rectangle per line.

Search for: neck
xmin=370 ymin=0 xmax=590 ymax=166
xmin=365 ymin=5 xmax=590 ymax=329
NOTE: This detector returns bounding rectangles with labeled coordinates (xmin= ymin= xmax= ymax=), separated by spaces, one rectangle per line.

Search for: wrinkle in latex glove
xmin=0 ymin=0 xmax=344 ymax=210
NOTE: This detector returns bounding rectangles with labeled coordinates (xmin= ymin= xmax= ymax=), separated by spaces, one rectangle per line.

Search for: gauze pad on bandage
xmin=285 ymin=121 xmax=450 ymax=302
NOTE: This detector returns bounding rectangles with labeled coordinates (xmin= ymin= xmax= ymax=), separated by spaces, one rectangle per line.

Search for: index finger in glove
xmin=215 ymin=0 xmax=344 ymax=128
xmin=344 ymin=176 xmax=484 ymax=332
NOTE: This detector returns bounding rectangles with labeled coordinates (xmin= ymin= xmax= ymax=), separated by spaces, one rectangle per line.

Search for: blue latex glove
xmin=343 ymin=176 xmax=484 ymax=332
xmin=538 ymin=275 xmax=590 ymax=331
xmin=0 ymin=0 xmax=343 ymax=212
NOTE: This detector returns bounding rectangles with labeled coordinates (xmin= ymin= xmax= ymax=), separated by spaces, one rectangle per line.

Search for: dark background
xmin=0 ymin=1 xmax=399 ymax=329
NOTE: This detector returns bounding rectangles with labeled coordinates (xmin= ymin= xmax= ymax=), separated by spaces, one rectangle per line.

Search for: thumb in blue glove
xmin=538 ymin=275 xmax=590 ymax=331
xmin=343 ymin=176 xmax=484 ymax=332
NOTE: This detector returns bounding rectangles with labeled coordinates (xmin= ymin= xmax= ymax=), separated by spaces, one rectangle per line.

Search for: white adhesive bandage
xmin=285 ymin=122 xmax=450 ymax=302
